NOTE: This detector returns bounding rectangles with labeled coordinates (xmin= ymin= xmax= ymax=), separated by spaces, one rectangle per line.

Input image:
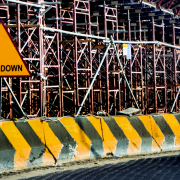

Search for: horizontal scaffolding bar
xmin=59 ymin=22 xmax=98 ymax=26
xmin=142 ymin=1 xmax=174 ymax=16
xmin=40 ymin=27 xmax=109 ymax=40
xmin=40 ymin=2 xmax=60 ymax=5
xmin=40 ymin=28 xmax=180 ymax=50
xmin=5 ymin=24 xmax=40 ymax=28
xmin=36 ymin=5 xmax=52 ymax=18
xmin=4 ymin=0 xmax=44 ymax=8
xmin=104 ymin=40 xmax=180 ymax=50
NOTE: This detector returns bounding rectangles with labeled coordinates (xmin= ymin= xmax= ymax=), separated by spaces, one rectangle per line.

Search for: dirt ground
xmin=1 ymin=150 xmax=180 ymax=180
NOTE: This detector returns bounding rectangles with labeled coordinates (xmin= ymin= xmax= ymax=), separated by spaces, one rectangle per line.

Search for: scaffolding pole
xmin=76 ymin=43 xmax=111 ymax=116
xmin=110 ymin=36 xmax=139 ymax=109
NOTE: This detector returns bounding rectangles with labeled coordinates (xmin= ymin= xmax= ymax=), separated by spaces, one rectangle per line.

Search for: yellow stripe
xmin=138 ymin=115 xmax=163 ymax=152
xmin=42 ymin=121 xmax=63 ymax=160
xmin=88 ymin=116 xmax=117 ymax=156
xmin=27 ymin=119 xmax=54 ymax=165
xmin=0 ymin=121 xmax=31 ymax=169
xmin=60 ymin=117 xmax=91 ymax=160
xmin=114 ymin=116 xmax=141 ymax=154
xmin=87 ymin=116 xmax=103 ymax=139
xmin=88 ymin=116 xmax=117 ymax=155
xmin=162 ymin=114 xmax=180 ymax=149
xmin=28 ymin=119 xmax=46 ymax=143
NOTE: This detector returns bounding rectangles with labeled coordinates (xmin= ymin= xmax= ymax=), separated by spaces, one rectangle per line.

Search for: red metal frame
xmin=0 ymin=0 xmax=180 ymax=118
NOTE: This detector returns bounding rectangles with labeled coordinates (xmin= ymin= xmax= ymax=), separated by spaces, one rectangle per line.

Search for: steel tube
xmin=40 ymin=2 xmax=60 ymax=5
xmin=104 ymin=40 xmax=157 ymax=44
xmin=75 ymin=43 xmax=111 ymax=116
xmin=172 ymin=24 xmax=177 ymax=112
xmin=141 ymin=1 xmax=174 ymax=15
xmin=152 ymin=17 xmax=157 ymax=113
xmin=73 ymin=1 xmax=78 ymax=114
xmin=4 ymin=0 xmax=44 ymax=8
xmin=36 ymin=5 xmax=52 ymax=18
xmin=41 ymin=27 xmax=180 ymax=50
xmin=105 ymin=40 xmax=180 ymax=50
xmin=40 ymin=27 xmax=109 ymax=40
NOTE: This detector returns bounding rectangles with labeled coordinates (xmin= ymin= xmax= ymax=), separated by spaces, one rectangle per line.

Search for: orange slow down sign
xmin=0 ymin=20 xmax=31 ymax=77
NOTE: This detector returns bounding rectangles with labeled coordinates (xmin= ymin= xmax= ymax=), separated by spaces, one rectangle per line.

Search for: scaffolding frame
xmin=1 ymin=0 xmax=180 ymax=118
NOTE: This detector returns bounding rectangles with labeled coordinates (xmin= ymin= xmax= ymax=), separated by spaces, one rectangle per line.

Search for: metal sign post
xmin=0 ymin=78 xmax=2 ymax=119
xmin=0 ymin=20 xmax=31 ymax=118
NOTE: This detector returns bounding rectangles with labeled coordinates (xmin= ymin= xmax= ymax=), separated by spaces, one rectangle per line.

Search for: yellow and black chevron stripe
xmin=1 ymin=113 xmax=180 ymax=171
xmin=41 ymin=114 xmax=180 ymax=164
xmin=0 ymin=119 xmax=54 ymax=171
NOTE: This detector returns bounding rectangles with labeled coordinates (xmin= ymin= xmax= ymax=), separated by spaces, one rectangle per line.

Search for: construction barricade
xmin=0 ymin=113 xmax=180 ymax=172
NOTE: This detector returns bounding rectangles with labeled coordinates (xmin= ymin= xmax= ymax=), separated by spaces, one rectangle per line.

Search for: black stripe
xmin=127 ymin=116 xmax=153 ymax=153
xmin=102 ymin=117 xmax=129 ymax=155
xmin=14 ymin=120 xmax=45 ymax=166
xmin=75 ymin=116 xmax=104 ymax=158
xmin=47 ymin=120 xmax=77 ymax=161
xmin=151 ymin=115 xmax=175 ymax=151
xmin=0 ymin=128 xmax=15 ymax=170
xmin=172 ymin=113 xmax=180 ymax=125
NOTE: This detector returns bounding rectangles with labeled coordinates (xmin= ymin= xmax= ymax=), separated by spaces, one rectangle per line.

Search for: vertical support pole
xmin=9 ymin=76 xmax=13 ymax=118
xmin=123 ymin=56 xmax=127 ymax=109
xmin=26 ymin=5 xmax=31 ymax=115
xmin=123 ymin=23 xmax=125 ymax=40
xmin=16 ymin=3 xmax=21 ymax=115
xmin=114 ymin=6 xmax=118 ymax=115
xmin=73 ymin=1 xmax=79 ymax=114
xmin=55 ymin=0 xmax=60 ymax=117
xmin=56 ymin=1 xmax=61 ymax=116
xmin=152 ymin=17 xmax=157 ymax=113
xmin=144 ymin=47 xmax=148 ymax=114
xmin=16 ymin=4 xmax=21 ymax=50
xmin=128 ymin=10 xmax=131 ymax=41
xmin=4 ymin=2 xmax=9 ymax=114
xmin=139 ymin=13 xmax=143 ymax=112
xmin=172 ymin=24 xmax=177 ymax=112
xmin=128 ymin=9 xmax=132 ymax=107
xmin=104 ymin=5 xmax=109 ymax=113
xmin=88 ymin=2 xmax=93 ymax=114
xmin=118 ymin=73 xmax=121 ymax=111
xmin=96 ymin=16 xmax=102 ymax=111
xmin=38 ymin=0 xmax=43 ymax=116
xmin=59 ymin=5 xmax=64 ymax=116
xmin=162 ymin=20 xmax=167 ymax=112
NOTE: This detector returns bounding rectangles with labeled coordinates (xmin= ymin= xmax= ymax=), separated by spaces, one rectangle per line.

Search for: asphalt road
xmin=21 ymin=155 xmax=180 ymax=180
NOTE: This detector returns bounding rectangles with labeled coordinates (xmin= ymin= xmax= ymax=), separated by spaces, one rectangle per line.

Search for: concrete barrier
xmin=14 ymin=119 xmax=55 ymax=167
xmin=0 ymin=121 xmax=21 ymax=171
xmin=1 ymin=113 xmax=180 ymax=172
xmin=0 ymin=119 xmax=55 ymax=172
xmin=101 ymin=116 xmax=160 ymax=156
xmin=42 ymin=116 xmax=104 ymax=164
xmin=42 ymin=117 xmax=84 ymax=163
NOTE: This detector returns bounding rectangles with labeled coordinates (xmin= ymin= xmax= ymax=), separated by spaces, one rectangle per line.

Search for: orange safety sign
xmin=0 ymin=20 xmax=31 ymax=77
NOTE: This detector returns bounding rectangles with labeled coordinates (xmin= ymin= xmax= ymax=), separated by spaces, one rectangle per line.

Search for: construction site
xmin=0 ymin=0 xmax=180 ymax=118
